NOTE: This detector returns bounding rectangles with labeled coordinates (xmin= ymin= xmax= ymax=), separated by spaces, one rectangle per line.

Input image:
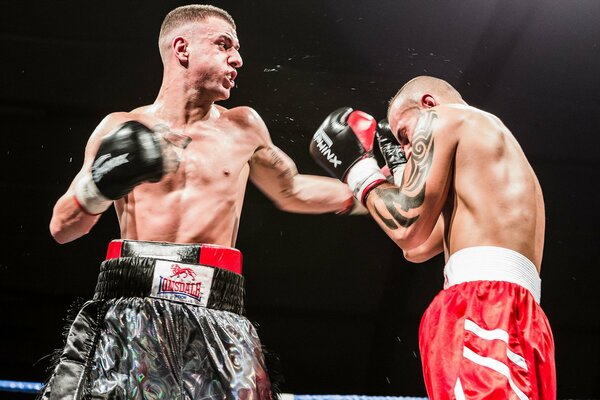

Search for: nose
xmin=229 ymin=48 xmax=243 ymax=68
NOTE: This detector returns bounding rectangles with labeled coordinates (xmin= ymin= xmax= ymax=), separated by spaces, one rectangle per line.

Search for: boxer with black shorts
xmin=310 ymin=76 xmax=556 ymax=399
xmin=42 ymin=5 xmax=359 ymax=400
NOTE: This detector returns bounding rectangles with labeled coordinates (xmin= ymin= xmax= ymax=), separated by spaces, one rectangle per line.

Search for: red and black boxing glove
xmin=309 ymin=107 xmax=386 ymax=205
xmin=376 ymin=118 xmax=408 ymax=185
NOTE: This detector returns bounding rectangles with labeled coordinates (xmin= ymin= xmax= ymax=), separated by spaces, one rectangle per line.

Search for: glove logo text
xmin=92 ymin=153 xmax=130 ymax=181
xmin=313 ymin=129 xmax=342 ymax=168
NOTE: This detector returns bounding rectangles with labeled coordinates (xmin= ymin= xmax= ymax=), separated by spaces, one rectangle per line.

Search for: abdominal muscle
xmin=114 ymin=166 xmax=249 ymax=247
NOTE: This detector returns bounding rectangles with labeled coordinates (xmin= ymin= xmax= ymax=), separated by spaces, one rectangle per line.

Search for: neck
xmin=151 ymin=69 xmax=218 ymax=128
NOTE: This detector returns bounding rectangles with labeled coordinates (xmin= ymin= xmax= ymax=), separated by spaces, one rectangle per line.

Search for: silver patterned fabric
xmin=89 ymin=297 xmax=271 ymax=399
xmin=39 ymin=255 xmax=272 ymax=400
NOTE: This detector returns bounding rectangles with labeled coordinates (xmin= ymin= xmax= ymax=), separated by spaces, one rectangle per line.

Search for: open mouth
xmin=224 ymin=71 xmax=237 ymax=88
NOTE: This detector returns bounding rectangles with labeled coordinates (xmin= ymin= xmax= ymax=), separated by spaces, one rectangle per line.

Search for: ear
xmin=421 ymin=94 xmax=437 ymax=108
xmin=173 ymin=36 xmax=189 ymax=66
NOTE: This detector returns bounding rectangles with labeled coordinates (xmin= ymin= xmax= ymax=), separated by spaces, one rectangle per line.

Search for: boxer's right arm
xmin=50 ymin=115 xmax=166 ymax=243
xmin=50 ymin=115 xmax=120 ymax=243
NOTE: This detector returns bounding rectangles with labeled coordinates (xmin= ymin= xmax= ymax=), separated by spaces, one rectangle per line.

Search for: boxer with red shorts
xmin=310 ymin=76 xmax=556 ymax=399
xmin=420 ymin=246 xmax=555 ymax=399
xmin=44 ymin=5 xmax=359 ymax=400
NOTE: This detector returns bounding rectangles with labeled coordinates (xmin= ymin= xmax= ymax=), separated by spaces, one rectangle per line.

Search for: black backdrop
xmin=1 ymin=1 xmax=599 ymax=398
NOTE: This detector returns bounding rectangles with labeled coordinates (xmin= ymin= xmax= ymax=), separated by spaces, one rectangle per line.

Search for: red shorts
xmin=419 ymin=247 xmax=556 ymax=400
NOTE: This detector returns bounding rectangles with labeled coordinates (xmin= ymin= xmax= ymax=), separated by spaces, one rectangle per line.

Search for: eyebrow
xmin=218 ymin=34 xmax=240 ymax=50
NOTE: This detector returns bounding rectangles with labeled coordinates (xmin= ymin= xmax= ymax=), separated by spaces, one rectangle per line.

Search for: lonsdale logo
xmin=313 ymin=129 xmax=342 ymax=168
xmin=157 ymin=264 xmax=202 ymax=300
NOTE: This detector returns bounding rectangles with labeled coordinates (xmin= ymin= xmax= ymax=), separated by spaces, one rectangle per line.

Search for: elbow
xmin=49 ymin=221 xmax=70 ymax=244
xmin=49 ymin=218 xmax=88 ymax=244
xmin=273 ymin=199 xmax=292 ymax=211
xmin=403 ymin=248 xmax=432 ymax=264
xmin=52 ymin=235 xmax=70 ymax=245
xmin=390 ymin=228 xmax=427 ymax=253
xmin=50 ymin=230 xmax=68 ymax=245
xmin=271 ymin=197 xmax=291 ymax=212
xmin=49 ymin=218 xmax=62 ymax=243
xmin=402 ymin=248 xmax=421 ymax=263
xmin=272 ymin=196 xmax=307 ymax=214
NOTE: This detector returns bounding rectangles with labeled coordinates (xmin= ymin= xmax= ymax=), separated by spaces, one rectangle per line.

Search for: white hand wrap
xmin=346 ymin=157 xmax=386 ymax=205
xmin=74 ymin=173 xmax=112 ymax=215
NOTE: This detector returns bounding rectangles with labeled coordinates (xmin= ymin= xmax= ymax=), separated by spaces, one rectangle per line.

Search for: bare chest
xmin=159 ymin=124 xmax=258 ymax=192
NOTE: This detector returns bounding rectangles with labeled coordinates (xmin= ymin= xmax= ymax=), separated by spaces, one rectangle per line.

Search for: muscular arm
xmin=402 ymin=216 xmax=444 ymax=262
xmin=247 ymin=110 xmax=355 ymax=214
xmin=365 ymin=109 xmax=456 ymax=249
xmin=49 ymin=113 xmax=126 ymax=243
xmin=50 ymin=172 xmax=102 ymax=244
xmin=250 ymin=144 xmax=355 ymax=214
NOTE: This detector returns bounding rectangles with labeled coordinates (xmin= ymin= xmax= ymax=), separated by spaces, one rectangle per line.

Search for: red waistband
xmin=105 ymin=240 xmax=242 ymax=275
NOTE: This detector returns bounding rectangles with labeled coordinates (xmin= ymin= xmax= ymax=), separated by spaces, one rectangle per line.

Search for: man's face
xmin=186 ymin=17 xmax=242 ymax=100
xmin=388 ymin=100 xmax=420 ymax=160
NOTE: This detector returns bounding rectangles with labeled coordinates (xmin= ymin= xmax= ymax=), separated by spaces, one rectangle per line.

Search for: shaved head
xmin=388 ymin=76 xmax=463 ymax=116
xmin=159 ymin=4 xmax=235 ymax=40
xmin=158 ymin=5 xmax=236 ymax=61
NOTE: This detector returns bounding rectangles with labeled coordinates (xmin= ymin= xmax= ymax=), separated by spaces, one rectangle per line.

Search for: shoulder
xmin=219 ymin=105 xmax=270 ymax=143
xmin=435 ymin=105 xmax=509 ymax=159
xmin=428 ymin=104 xmax=498 ymax=142
xmin=91 ymin=108 xmax=155 ymax=140
xmin=435 ymin=104 xmax=499 ymax=129
xmin=221 ymin=106 xmax=266 ymax=127
xmin=89 ymin=112 xmax=130 ymax=140
xmin=85 ymin=110 xmax=152 ymax=155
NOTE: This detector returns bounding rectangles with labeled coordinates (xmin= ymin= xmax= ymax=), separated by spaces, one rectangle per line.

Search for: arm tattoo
xmin=264 ymin=147 xmax=297 ymax=197
xmin=268 ymin=148 xmax=295 ymax=179
xmin=372 ymin=110 xmax=437 ymax=230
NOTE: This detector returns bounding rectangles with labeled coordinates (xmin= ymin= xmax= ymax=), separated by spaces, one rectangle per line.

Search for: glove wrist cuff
xmin=392 ymin=164 xmax=406 ymax=185
xmin=346 ymin=157 xmax=386 ymax=205
xmin=74 ymin=173 xmax=112 ymax=215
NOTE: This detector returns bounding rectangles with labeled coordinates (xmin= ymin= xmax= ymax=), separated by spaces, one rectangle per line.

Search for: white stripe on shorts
xmin=456 ymin=319 xmax=530 ymax=399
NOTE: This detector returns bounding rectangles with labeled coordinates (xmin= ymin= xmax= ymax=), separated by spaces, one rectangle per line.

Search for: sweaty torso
xmin=111 ymin=105 xmax=263 ymax=247
xmin=441 ymin=105 xmax=545 ymax=271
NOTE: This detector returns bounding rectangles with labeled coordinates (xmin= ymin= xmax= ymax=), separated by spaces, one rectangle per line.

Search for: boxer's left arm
xmin=246 ymin=109 xmax=361 ymax=215
xmin=401 ymin=216 xmax=444 ymax=262
xmin=309 ymin=107 xmax=457 ymax=250
xmin=365 ymin=109 xmax=457 ymax=250
xmin=376 ymin=118 xmax=444 ymax=261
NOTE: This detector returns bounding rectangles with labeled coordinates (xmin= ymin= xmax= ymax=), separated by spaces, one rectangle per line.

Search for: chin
xmin=217 ymin=89 xmax=231 ymax=101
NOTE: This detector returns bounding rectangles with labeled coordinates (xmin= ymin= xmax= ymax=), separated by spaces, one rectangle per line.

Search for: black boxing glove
xmin=376 ymin=118 xmax=407 ymax=184
xmin=310 ymin=107 xmax=386 ymax=204
xmin=74 ymin=121 xmax=165 ymax=214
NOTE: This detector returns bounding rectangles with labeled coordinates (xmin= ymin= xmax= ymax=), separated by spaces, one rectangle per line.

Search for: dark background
xmin=1 ymin=0 xmax=599 ymax=398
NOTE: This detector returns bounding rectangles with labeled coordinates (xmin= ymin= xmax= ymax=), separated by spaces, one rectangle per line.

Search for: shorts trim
xmin=444 ymin=246 xmax=541 ymax=303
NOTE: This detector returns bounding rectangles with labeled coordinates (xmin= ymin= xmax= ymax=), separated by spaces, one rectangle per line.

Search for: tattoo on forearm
xmin=373 ymin=188 xmax=422 ymax=229
xmin=263 ymin=147 xmax=297 ymax=197
xmin=372 ymin=110 xmax=437 ymax=230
